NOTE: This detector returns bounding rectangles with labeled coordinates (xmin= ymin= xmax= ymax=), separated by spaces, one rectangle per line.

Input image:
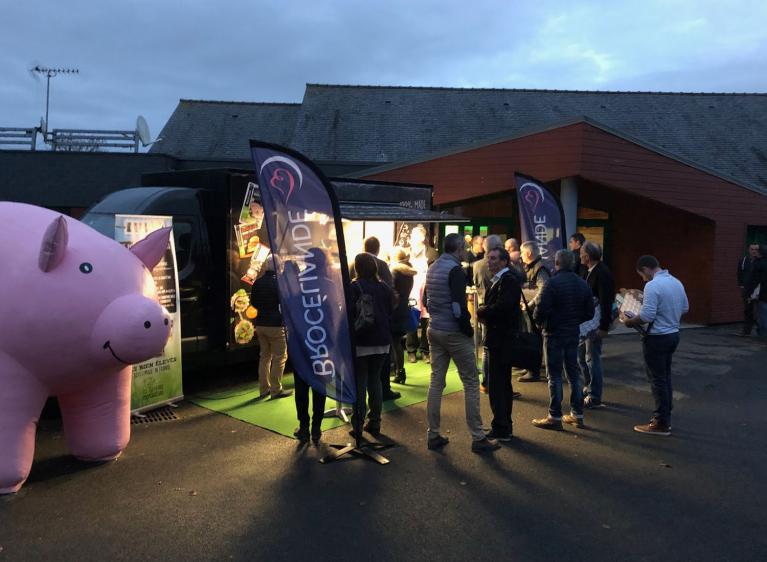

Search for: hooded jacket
xmin=391 ymin=260 xmax=417 ymax=334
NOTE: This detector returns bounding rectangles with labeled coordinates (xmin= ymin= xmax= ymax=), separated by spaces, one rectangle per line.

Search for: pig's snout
xmin=93 ymin=295 xmax=172 ymax=365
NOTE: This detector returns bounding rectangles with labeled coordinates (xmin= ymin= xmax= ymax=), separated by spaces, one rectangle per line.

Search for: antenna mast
xmin=31 ymin=65 xmax=79 ymax=136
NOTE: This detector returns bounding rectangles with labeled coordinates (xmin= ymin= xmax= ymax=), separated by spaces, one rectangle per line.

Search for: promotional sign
xmin=250 ymin=141 xmax=356 ymax=404
xmin=228 ymin=181 xmax=272 ymax=349
xmin=115 ymin=215 xmax=183 ymax=413
xmin=515 ymin=173 xmax=566 ymax=272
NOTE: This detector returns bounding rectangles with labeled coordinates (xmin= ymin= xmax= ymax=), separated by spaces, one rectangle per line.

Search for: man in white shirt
xmin=623 ymin=255 xmax=689 ymax=436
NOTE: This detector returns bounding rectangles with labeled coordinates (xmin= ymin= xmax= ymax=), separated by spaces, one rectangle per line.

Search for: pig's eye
xmin=79 ymin=262 xmax=93 ymax=274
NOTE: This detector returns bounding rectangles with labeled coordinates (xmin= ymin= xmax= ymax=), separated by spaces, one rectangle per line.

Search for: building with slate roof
xmin=4 ymin=83 xmax=767 ymax=323
xmin=151 ymin=84 xmax=767 ymax=324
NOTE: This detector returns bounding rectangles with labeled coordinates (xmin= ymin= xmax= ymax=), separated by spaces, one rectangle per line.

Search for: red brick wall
xmin=365 ymin=122 xmax=767 ymax=323
xmin=366 ymin=124 xmax=583 ymax=205
xmin=578 ymin=182 xmax=714 ymax=323
xmin=578 ymin=126 xmax=766 ymax=323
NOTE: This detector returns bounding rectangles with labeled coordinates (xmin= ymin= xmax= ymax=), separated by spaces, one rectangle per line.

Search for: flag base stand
xmin=319 ymin=403 xmax=392 ymax=465
xmin=323 ymin=401 xmax=352 ymax=423
xmin=319 ymin=438 xmax=392 ymax=465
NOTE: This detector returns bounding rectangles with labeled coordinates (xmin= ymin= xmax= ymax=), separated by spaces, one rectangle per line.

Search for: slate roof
xmin=151 ymin=100 xmax=300 ymax=160
xmin=154 ymin=85 xmax=767 ymax=193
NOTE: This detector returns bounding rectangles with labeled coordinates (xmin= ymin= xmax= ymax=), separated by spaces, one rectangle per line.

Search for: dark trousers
xmin=380 ymin=349 xmax=393 ymax=395
xmin=743 ymin=297 xmax=755 ymax=334
xmin=391 ymin=333 xmax=406 ymax=376
xmin=544 ymin=335 xmax=582 ymax=418
xmin=406 ymin=318 xmax=430 ymax=356
xmin=642 ymin=332 xmax=680 ymax=427
xmin=486 ymin=346 xmax=514 ymax=436
xmin=294 ymin=375 xmax=326 ymax=430
xmin=351 ymin=353 xmax=387 ymax=431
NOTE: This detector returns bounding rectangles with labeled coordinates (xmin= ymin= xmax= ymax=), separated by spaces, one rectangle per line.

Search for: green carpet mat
xmin=190 ymin=360 xmax=464 ymax=438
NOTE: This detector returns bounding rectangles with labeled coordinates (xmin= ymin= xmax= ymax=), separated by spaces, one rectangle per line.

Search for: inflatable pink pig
xmin=0 ymin=202 xmax=172 ymax=494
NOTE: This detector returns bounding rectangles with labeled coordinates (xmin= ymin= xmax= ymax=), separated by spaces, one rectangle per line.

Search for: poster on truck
xmin=228 ymin=181 xmax=272 ymax=349
xmin=115 ymin=215 xmax=184 ymax=413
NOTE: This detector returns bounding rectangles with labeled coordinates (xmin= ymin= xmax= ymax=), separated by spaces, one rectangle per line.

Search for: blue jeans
xmin=757 ymin=302 xmax=767 ymax=337
xmin=544 ymin=335 xmax=583 ymax=418
xmin=578 ymin=333 xmax=603 ymax=400
xmin=642 ymin=332 xmax=680 ymax=427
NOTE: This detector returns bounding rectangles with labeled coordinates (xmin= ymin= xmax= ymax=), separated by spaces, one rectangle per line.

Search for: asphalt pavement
xmin=2 ymin=326 xmax=766 ymax=561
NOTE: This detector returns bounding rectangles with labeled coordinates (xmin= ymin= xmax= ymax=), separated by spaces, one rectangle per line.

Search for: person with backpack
xmin=350 ymin=253 xmax=395 ymax=438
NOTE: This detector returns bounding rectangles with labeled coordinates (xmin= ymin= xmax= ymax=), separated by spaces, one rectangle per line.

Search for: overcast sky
xmin=1 ymin=0 xmax=766 ymax=143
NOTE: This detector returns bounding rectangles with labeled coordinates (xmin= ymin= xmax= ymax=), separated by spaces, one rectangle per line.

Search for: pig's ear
xmin=130 ymin=227 xmax=171 ymax=271
xmin=38 ymin=216 xmax=69 ymax=272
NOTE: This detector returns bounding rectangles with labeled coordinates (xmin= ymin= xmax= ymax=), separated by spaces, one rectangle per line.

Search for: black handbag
xmin=508 ymin=292 xmax=543 ymax=371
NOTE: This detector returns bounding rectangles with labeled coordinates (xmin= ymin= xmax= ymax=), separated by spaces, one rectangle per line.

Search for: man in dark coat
xmin=532 ymin=250 xmax=594 ymax=431
xmin=578 ymin=241 xmax=615 ymax=408
xmin=473 ymin=235 xmax=504 ymax=392
xmin=738 ymin=243 xmax=761 ymax=335
xmin=476 ymin=248 xmax=522 ymax=441
xmin=745 ymin=245 xmax=767 ymax=338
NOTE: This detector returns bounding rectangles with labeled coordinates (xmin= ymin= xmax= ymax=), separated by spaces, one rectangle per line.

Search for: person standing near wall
xmin=738 ymin=243 xmax=761 ymax=336
xmin=578 ymin=241 xmax=615 ymax=408
xmin=745 ymin=245 xmax=767 ymax=339
xmin=623 ymin=255 xmax=689 ymax=436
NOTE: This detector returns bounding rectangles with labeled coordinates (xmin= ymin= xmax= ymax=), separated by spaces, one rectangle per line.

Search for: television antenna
xmin=29 ymin=65 xmax=79 ymax=137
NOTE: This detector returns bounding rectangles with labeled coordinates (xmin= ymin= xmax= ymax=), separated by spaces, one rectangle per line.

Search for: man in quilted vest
xmin=424 ymin=233 xmax=500 ymax=453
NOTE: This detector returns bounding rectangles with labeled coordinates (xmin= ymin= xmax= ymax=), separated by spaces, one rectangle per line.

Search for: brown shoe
xmin=634 ymin=421 xmax=671 ymax=436
xmin=532 ymin=416 xmax=563 ymax=430
xmin=562 ymin=414 xmax=585 ymax=428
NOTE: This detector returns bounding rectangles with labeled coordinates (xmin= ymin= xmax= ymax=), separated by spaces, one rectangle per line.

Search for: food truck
xmin=82 ymin=168 xmax=466 ymax=371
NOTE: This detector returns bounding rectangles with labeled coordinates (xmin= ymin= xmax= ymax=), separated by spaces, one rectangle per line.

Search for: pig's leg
xmin=0 ymin=354 xmax=48 ymax=494
xmin=58 ymin=367 xmax=132 ymax=461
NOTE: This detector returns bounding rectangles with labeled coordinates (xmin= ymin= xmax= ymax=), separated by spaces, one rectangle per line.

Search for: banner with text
xmin=115 ymin=215 xmax=184 ymax=413
xmin=249 ymin=141 xmax=356 ymax=403
xmin=515 ymin=173 xmax=566 ymax=273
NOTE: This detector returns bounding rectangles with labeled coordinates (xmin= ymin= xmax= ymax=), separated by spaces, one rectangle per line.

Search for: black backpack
xmin=353 ymin=281 xmax=375 ymax=334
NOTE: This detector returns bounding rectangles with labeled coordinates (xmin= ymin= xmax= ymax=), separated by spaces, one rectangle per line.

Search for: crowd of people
xmin=251 ymin=226 xmax=708 ymax=450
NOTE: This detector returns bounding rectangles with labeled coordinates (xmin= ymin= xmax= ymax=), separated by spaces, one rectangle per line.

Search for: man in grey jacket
xmin=425 ymin=233 xmax=500 ymax=453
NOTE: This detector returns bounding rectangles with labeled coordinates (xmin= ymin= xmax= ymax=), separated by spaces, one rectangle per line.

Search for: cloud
xmin=0 ymin=0 xmax=765 ymax=139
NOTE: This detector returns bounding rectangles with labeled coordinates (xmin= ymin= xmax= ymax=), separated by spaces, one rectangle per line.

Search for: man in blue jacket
xmin=532 ymin=250 xmax=594 ymax=430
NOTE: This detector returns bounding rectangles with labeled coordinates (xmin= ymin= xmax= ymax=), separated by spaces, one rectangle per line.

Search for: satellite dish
xmin=136 ymin=115 xmax=151 ymax=146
